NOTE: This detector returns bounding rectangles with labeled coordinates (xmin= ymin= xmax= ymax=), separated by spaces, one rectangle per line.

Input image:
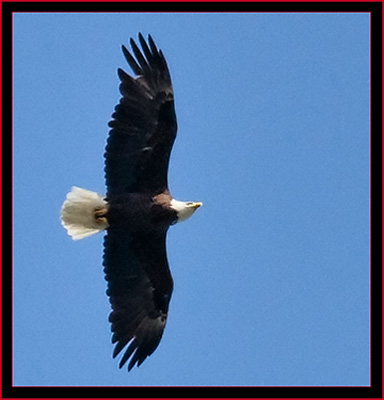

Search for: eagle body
xmin=106 ymin=192 xmax=177 ymax=230
xmin=61 ymin=34 xmax=202 ymax=371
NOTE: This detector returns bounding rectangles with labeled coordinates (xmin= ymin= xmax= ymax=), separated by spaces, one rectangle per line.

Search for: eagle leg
xmin=94 ymin=206 xmax=109 ymax=228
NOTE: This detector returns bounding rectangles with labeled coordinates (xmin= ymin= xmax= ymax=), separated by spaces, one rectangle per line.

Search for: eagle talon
xmin=94 ymin=208 xmax=109 ymax=226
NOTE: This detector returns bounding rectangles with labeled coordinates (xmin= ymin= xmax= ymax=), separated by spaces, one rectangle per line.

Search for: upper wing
xmin=103 ymin=227 xmax=173 ymax=371
xmin=105 ymin=34 xmax=177 ymax=196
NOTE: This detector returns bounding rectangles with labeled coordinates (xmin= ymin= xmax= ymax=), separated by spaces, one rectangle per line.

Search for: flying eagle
xmin=60 ymin=34 xmax=202 ymax=371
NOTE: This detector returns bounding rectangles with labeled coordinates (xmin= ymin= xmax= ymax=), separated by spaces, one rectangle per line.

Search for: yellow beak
xmin=191 ymin=202 xmax=203 ymax=210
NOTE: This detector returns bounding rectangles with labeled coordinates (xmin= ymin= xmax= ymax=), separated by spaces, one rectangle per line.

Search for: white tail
xmin=61 ymin=186 xmax=108 ymax=240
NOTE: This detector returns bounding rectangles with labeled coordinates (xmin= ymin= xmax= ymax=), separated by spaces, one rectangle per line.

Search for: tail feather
xmin=61 ymin=186 xmax=108 ymax=240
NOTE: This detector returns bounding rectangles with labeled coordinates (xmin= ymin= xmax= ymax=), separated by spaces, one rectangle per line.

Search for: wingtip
xmin=117 ymin=67 xmax=128 ymax=80
xmin=147 ymin=34 xmax=158 ymax=54
xmin=121 ymin=44 xmax=129 ymax=58
xmin=138 ymin=32 xmax=145 ymax=42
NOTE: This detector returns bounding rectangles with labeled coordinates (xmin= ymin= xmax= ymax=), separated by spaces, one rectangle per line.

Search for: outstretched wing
xmin=103 ymin=227 xmax=173 ymax=371
xmin=105 ymin=34 xmax=177 ymax=196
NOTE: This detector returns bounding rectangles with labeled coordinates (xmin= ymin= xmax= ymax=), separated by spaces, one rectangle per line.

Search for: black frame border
xmin=3 ymin=2 xmax=382 ymax=399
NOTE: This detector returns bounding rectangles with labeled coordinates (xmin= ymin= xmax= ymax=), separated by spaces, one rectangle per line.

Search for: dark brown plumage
xmin=103 ymin=34 xmax=178 ymax=371
xmin=105 ymin=34 xmax=176 ymax=196
xmin=61 ymin=33 xmax=201 ymax=372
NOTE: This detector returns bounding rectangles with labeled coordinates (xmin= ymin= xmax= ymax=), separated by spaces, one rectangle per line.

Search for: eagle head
xmin=170 ymin=199 xmax=203 ymax=223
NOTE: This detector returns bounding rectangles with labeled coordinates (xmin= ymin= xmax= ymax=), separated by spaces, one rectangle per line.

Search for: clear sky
xmin=13 ymin=12 xmax=370 ymax=387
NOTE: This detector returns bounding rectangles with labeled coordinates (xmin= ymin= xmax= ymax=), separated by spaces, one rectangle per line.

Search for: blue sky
xmin=13 ymin=12 xmax=370 ymax=386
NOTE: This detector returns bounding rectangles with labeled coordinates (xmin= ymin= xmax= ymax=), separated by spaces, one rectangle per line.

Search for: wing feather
xmin=105 ymin=34 xmax=177 ymax=196
xmin=103 ymin=227 xmax=173 ymax=370
xmin=129 ymin=38 xmax=150 ymax=75
xmin=138 ymin=33 xmax=155 ymax=66
xmin=121 ymin=45 xmax=142 ymax=76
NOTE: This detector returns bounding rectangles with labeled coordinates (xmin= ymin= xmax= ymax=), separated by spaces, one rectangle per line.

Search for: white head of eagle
xmin=60 ymin=34 xmax=202 ymax=371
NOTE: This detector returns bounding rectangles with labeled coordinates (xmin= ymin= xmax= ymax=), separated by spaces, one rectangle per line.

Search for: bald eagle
xmin=61 ymin=34 xmax=202 ymax=371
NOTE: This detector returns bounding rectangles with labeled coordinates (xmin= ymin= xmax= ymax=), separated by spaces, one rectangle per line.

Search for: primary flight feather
xmin=61 ymin=34 xmax=202 ymax=371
